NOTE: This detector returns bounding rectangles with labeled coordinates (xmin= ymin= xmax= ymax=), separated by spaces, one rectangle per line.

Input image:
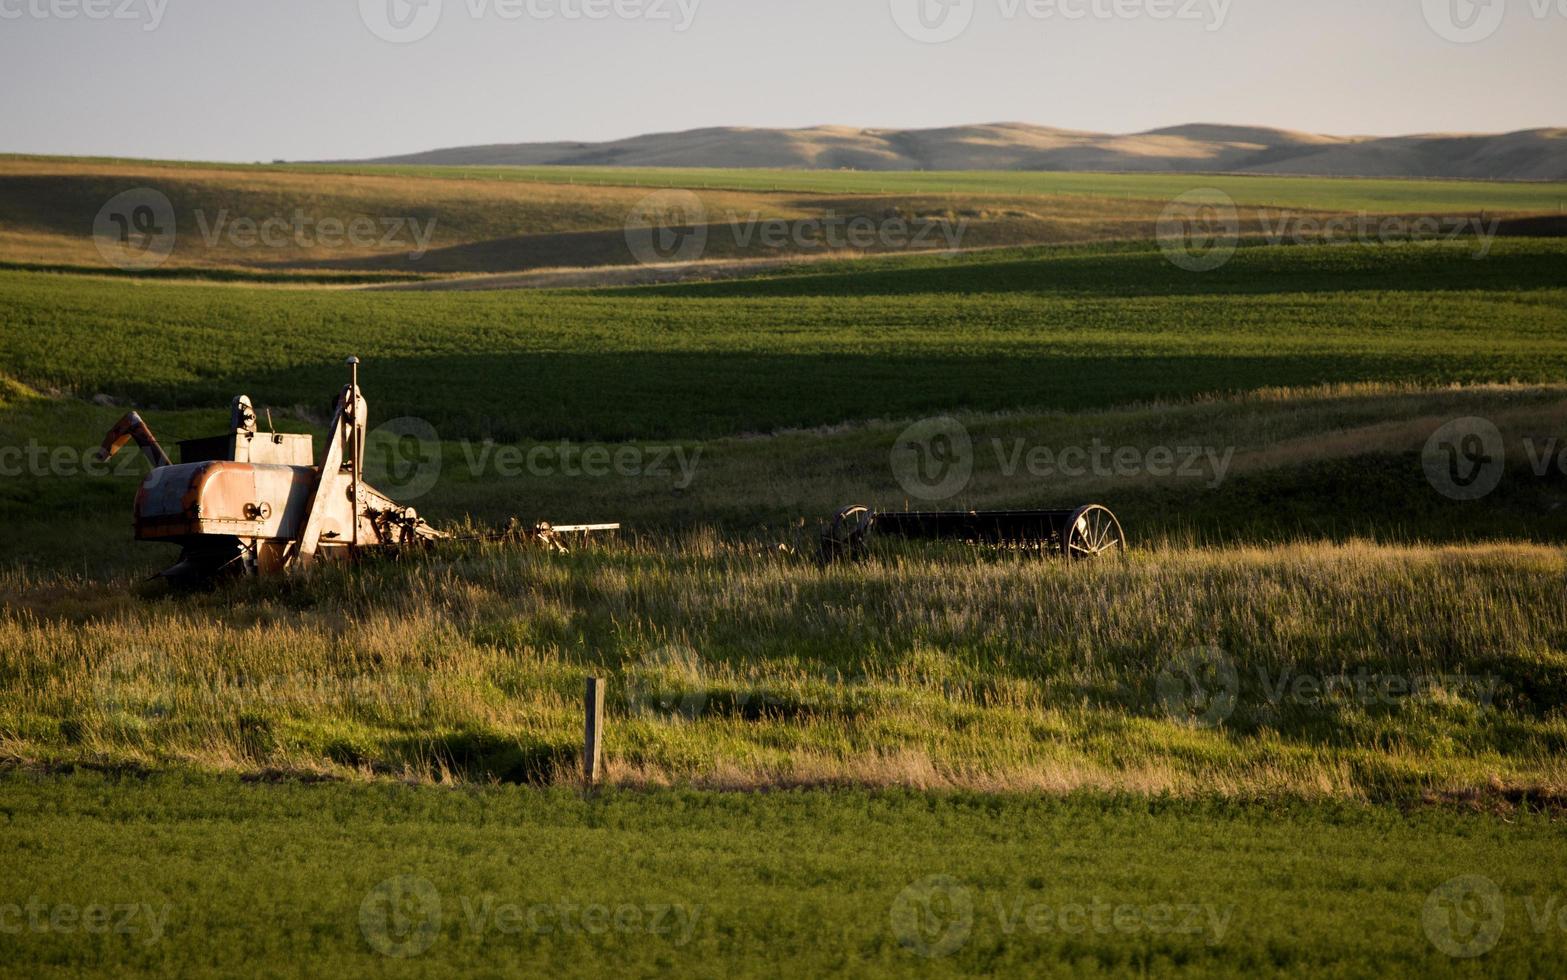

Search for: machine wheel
xmin=820 ymin=505 xmax=874 ymax=563
xmin=1062 ymin=504 xmax=1125 ymax=560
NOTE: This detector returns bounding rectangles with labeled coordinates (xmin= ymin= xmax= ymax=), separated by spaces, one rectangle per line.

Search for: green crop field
xmin=3 ymin=160 xmax=1566 ymax=976
xmin=2 ymin=773 xmax=1565 ymax=977
xmin=3 ymin=238 xmax=1565 ymax=442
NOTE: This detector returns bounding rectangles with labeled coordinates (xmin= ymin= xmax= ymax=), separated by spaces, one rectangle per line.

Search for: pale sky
xmin=0 ymin=0 xmax=1562 ymax=161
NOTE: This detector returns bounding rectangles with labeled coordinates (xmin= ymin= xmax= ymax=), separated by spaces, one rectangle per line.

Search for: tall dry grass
xmin=2 ymin=537 xmax=1562 ymax=799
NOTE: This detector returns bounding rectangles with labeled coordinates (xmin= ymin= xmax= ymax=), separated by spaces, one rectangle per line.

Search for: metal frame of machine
xmin=97 ymin=357 xmax=619 ymax=585
xmin=819 ymin=502 xmax=1126 ymax=563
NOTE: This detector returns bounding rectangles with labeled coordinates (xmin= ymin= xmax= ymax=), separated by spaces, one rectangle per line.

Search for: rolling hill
xmin=356 ymin=122 xmax=1567 ymax=180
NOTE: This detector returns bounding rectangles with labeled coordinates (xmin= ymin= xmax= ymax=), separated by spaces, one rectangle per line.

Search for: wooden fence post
xmin=583 ymin=677 xmax=606 ymax=787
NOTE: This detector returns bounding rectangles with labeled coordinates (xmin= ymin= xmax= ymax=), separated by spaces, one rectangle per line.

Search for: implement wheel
xmin=820 ymin=504 xmax=873 ymax=563
xmin=1062 ymin=504 xmax=1125 ymax=560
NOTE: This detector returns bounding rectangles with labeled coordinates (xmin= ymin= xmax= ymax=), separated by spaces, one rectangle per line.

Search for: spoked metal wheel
xmin=819 ymin=504 xmax=874 ymax=563
xmin=1061 ymin=504 xmax=1125 ymax=560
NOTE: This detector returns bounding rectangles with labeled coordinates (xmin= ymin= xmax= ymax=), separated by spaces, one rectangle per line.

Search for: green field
xmin=3 ymin=238 xmax=1565 ymax=442
xmin=2 ymin=773 xmax=1564 ymax=977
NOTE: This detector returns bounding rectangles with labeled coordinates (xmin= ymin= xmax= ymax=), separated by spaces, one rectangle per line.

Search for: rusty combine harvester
xmin=819 ymin=503 xmax=1125 ymax=563
xmin=97 ymin=357 xmax=618 ymax=585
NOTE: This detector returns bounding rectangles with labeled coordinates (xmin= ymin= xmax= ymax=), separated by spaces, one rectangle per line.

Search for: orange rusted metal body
xmin=99 ymin=361 xmax=444 ymax=583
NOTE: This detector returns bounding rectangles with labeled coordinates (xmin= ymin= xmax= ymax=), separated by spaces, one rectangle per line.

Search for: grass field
xmin=3 ymin=238 xmax=1564 ymax=442
xmin=2 ymin=772 xmax=1565 ymax=977
xmin=3 ymin=158 xmax=1566 ymax=974
xmin=4 ymin=535 xmax=1566 ymax=799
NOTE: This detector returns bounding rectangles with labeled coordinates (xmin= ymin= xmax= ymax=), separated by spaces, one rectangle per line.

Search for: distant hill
xmin=354 ymin=123 xmax=1567 ymax=181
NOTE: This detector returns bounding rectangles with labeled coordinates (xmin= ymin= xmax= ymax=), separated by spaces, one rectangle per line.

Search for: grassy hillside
xmin=2 ymin=156 xmax=1560 ymax=281
xmin=0 ymin=158 xmax=1170 ymax=277
xmin=4 ymin=534 xmax=1565 ymax=800
xmin=2 ymin=239 xmax=1564 ymax=443
xmin=356 ymin=122 xmax=1567 ymax=182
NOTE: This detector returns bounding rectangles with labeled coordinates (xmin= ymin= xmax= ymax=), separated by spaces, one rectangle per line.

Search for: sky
xmin=0 ymin=0 xmax=1563 ymax=161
